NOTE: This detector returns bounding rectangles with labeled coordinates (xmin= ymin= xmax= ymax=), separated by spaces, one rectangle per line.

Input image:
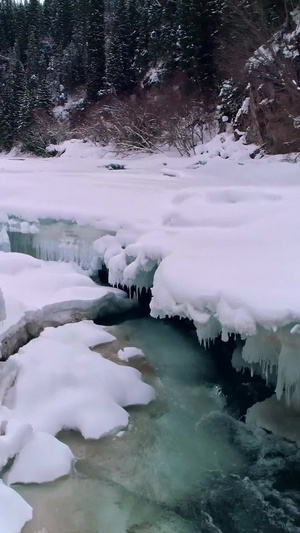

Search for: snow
xmin=0 ymin=320 xmax=154 ymax=531
xmin=118 ymin=347 xmax=145 ymax=361
xmin=4 ymin=431 xmax=74 ymax=485
xmin=0 ymin=410 xmax=32 ymax=469
xmin=1 ymin=133 xmax=300 ymax=429
xmin=0 ymin=390 xmax=74 ymax=487
xmin=0 ymin=251 xmax=130 ymax=359
xmin=0 ymin=480 xmax=32 ymax=533
xmin=3 ymin=321 xmax=155 ymax=439
xmin=235 ymin=97 xmax=250 ymax=125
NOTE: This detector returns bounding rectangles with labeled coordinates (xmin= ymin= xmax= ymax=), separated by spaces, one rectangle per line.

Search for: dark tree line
xmin=0 ymin=0 xmax=296 ymax=151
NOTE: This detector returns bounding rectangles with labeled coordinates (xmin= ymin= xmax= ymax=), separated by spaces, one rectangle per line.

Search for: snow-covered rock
xmin=0 ymin=252 xmax=132 ymax=359
xmin=3 ymin=321 xmax=155 ymax=439
xmin=118 ymin=347 xmax=145 ymax=361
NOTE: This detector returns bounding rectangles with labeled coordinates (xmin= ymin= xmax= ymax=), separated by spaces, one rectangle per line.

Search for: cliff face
xmin=235 ymin=8 xmax=300 ymax=154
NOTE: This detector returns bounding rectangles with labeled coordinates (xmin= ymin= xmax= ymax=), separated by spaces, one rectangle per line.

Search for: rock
xmin=235 ymin=8 xmax=300 ymax=155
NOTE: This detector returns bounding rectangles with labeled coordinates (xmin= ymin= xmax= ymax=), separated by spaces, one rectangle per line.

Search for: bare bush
xmin=74 ymin=87 xmax=216 ymax=156
xmin=18 ymin=109 xmax=71 ymax=156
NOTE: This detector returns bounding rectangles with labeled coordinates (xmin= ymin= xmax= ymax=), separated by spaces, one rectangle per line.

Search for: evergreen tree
xmin=106 ymin=0 xmax=138 ymax=94
xmin=176 ymin=0 xmax=216 ymax=86
xmin=86 ymin=0 xmax=105 ymax=101
xmin=0 ymin=47 xmax=26 ymax=149
xmin=0 ymin=0 xmax=16 ymax=51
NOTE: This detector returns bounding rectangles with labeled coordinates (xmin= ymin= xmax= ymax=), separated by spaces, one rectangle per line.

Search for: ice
xmin=0 ymin=480 xmax=32 ymax=533
xmin=3 ymin=321 xmax=155 ymax=439
xmin=118 ymin=346 xmax=145 ymax=361
xmin=0 ymin=286 xmax=6 ymax=322
xmin=241 ymin=331 xmax=281 ymax=383
xmin=0 ymin=227 xmax=10 ymax=252
xmin=8 ymin=219 xmax=102 ymax=272
xmin=240 ymin=328 xmax=300 ymax=410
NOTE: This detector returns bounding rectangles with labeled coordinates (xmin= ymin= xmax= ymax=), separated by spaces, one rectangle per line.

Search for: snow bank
xmin=4 ymin=321 xmax=155 ymax=439
xmin=0 ymin=252 xmax=130 ymax=359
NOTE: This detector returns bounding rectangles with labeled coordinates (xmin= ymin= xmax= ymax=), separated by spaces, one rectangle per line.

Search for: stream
xmin=14 ymin=317 xmax=300 ymax=533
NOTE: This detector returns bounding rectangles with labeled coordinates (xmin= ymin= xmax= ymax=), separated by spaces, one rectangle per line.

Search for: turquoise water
xmin=16 ymin=318 xmax=300 ymax=532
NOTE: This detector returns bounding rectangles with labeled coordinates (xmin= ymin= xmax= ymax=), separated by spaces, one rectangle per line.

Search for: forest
xmin=0 ymin=0 xmax=298 ymax=154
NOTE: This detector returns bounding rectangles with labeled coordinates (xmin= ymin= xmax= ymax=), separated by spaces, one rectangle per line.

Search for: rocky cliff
xmin=235 ymin=8 xmax=300 ymax=154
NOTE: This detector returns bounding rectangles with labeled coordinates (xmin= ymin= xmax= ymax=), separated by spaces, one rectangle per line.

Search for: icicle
xmin=0 ymin=286 xmax=6 ymax=322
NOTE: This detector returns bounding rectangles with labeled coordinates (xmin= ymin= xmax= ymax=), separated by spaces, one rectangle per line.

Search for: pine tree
xmin=0 ymin=47 xmax=26 ymax=149
xmin=0 ymin=0 xmax=16 ymax=51
xmin=106 ymin=0 xmax=137 ymax=94
xmin=176 ymin=0 xmax=216 ymax=86
xmin=86 ymin=0 xmax=105 ymax=101
xmin=71 ymin=0 xmax=88 ymax=86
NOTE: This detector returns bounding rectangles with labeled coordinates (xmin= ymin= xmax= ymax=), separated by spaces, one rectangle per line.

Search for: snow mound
xmin=0 ymin=403 xmax=74 ymax=484
xmin=5 ymin=431 xmax=74 ymax=485
xmin=196 ymin=132 xmax=258 ymax=161
xmin=0 ymin=480 xmax=32 ymax=533
xmin=4 ymin=321 xmax=155 ymax=439
xmin=118 ymin=347 xmax=145 ymax=361
xmin=47 ymin=139 xmax=104 ymax=159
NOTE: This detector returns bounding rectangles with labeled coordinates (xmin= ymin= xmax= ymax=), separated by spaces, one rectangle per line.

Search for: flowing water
xmin=13 ymin=318 xmax=300 ymax=533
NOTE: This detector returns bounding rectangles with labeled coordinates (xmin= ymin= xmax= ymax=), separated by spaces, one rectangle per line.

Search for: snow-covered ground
xmin=1 ymin=133 xmax=300 ymax=531
xmin=2 ymin=136 xmax=300 ymax=405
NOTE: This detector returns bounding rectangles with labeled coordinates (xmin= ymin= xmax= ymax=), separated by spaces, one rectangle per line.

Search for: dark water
xmin=16 ymin=318 xmax=300 ymax=533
